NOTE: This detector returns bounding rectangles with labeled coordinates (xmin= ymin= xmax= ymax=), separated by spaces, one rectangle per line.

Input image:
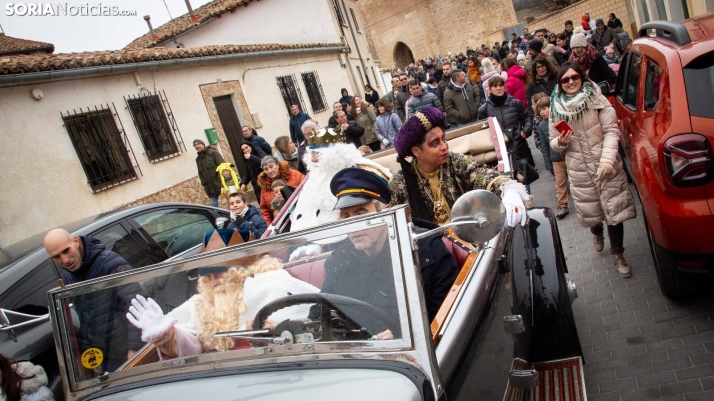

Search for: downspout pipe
xmin=0 ymin=46 xmax=348 ymax=87
xmin=339 ymin=0 xmax=368 ymax=90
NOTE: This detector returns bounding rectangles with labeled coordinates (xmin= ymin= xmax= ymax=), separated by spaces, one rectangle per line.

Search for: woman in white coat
xmin=549 ymin=61 xmax=636 ymax=278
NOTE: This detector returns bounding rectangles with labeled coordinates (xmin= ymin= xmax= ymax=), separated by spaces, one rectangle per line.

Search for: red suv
xmin=612 ymin=15 xmax=714 ymax=297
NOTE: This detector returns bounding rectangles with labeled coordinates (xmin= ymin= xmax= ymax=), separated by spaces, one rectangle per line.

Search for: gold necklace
xmin=414 ymin=163 xmax=451 ymax=224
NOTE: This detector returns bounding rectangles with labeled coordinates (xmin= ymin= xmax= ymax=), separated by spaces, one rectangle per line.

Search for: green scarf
xmin=550 ymin=82 xmax=600 ymax=123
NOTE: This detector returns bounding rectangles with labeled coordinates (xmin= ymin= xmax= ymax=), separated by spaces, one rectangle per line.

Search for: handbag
xmin=511 ymin=153 xmax=539 ymax=185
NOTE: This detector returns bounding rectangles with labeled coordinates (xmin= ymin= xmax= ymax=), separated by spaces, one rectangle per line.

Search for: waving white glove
xmin=126 ymin=295 xmax=176 ymax=343
xmin=288 ymin=243 xmax=323 ymax=261
xmin=381 ymin=138 xmax=390 ymax=146
xmin=501 ymin=180 xmax=529 ymax=227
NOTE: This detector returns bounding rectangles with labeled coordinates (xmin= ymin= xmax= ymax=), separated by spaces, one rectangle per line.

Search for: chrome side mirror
xmin=215 ymin=217 xmax=229 ymax=229
xmin=411 ymin=190 xmax=506 ymax=246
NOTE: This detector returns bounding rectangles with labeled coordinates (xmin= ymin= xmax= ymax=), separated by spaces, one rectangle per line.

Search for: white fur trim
xmin=13 ymin=362 xmax=48 ymax=394
xmin=167 ymin=294 xmax=201 ymax=335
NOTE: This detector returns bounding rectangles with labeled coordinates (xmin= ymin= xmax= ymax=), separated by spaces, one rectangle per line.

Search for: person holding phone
xmin=549 ymin=62 xmax=636 ymax=279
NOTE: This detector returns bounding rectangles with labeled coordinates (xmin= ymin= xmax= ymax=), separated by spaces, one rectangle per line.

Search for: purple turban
xmin=394 ymin=106 xmax=448 ymax=157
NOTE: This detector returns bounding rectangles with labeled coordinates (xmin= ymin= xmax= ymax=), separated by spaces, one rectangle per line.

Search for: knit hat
xmin=394 ymin=106 xmax=448 ymax=158
xmin=517 ymin=52 xmax=526 ymax=62
xmin=482 ymin=58 xmax=495 ymax=74
xmin=193 ymin=138 xmax=206 ymax=146
xmin=528 ymin=39 xmax=543 ymax=53
xmin=571 ymin=27 xmax=587 ymax=48
xmin=595 ymin=18 xmax=605 ymax=26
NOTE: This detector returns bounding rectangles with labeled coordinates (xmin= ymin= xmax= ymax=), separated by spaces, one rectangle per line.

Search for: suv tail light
xmin=663 ymin=134 xmax=713 ymax=187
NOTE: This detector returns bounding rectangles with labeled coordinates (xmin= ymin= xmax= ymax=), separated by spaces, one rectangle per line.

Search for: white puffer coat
xmin=549 ymin=87 xmax=636 ymax=227
xmin=1 ymin=362 xmax=55 ymax=401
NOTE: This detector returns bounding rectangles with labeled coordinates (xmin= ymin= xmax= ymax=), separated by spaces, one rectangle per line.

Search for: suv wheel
xmin=643 ymin=212 xmax=699 ymax=298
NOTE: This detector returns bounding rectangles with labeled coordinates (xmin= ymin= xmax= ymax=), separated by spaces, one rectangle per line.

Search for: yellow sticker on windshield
xmin=81 ymin=348 xmax=103 ymax=369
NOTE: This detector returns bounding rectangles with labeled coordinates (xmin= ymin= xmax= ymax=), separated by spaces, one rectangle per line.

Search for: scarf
xmin=550 ymin=81 xmax=600 ymax=123
xmin=489 ymin=92 xmax=508 ymax=106
xmin=569 ymin=43 xmax=599 ymax=71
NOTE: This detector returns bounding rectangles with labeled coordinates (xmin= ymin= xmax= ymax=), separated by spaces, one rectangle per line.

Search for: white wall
xmin=0 ymin=50 xmax=349 ymax=245
xmin=161 ymin=0 xmax=341 ymax=49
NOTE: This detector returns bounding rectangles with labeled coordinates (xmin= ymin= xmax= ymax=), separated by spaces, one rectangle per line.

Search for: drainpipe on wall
xmin=341 ymin=37 xmax=360 ymax=99
xmin=339 ymin=0 xmax=368 ymax=90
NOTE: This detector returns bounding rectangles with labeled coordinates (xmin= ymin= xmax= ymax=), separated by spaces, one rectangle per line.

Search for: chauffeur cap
xmin=330 ymin=167 xmax=391 ymax=210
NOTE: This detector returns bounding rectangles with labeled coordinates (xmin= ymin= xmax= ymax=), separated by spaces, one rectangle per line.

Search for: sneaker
xmin=593 ymin=233 xmax=605 ymax=252
xmin=613 ymin=253 xmax=632 ymax=278
xmin=556 ymin=208 xmax=569 ymax=219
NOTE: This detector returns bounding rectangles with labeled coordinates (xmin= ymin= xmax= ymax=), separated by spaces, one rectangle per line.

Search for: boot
xmin=613 ymin=253 xmax=632 ymax=278
xmin=593 ymin=233 xmax=605 ymax=252
xmin=556 ymin=208 xmax=569 ymax=219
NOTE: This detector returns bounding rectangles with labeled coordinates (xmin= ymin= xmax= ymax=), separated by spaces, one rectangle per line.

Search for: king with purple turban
xmin=389 ymin=106 xmax=530 ymax=227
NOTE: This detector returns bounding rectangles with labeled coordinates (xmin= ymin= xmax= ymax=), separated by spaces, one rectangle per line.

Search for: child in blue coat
xmin=535 ymin=96 xmax=569 ymax=219
xmin=226 ymin=192 xmax=267 ymax=239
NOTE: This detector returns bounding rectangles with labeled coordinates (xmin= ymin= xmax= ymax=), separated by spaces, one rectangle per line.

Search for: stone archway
xmin=393 ymin=42 xmax=415 ymax=70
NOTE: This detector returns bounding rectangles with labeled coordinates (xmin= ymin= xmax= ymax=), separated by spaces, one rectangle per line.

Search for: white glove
xmin=381 ymin=138 xmax=390 ymax=146
xmin=596 ymin=161 xmax=616 ymax=189
xmin=501 ymin=180 xmax=529 ymax=227
xmin=288 ymin=243 xmax=323 ymax=261
xmin=126 ymin=295 xmax=176 ymax=343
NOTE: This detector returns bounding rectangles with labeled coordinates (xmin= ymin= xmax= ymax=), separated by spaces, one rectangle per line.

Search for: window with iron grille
xmin=276 ymin=74 xmax=306 ymax=115
xmin=61 ymin=104 xmax=141 ymax=193
xmin=301 ymin=71 xmax=328 ymax=113
xmin=331 ymin=0 xmax=346 ymax=26
xmin=124 ymin=90 xmax=186 ymax=162
xmin=349 ymin=8 xmax=361 ymax=32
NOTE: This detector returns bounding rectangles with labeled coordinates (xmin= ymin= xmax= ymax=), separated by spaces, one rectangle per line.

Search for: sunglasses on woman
xmin=560 ymin=74 xmax=581 ymax=84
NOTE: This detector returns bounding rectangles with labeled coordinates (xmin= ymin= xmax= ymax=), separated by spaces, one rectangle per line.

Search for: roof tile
xmin=125 ymin=0 xmax=256 ymax=50
xmin=0 ymin=43 xmax=342 ymax=75
xmin=0 ymin=35 xmax=55 ymax=56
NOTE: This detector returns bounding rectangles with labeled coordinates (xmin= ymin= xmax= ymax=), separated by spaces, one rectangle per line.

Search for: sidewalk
xmin=526 ymin=136 xmax=714 ymax=401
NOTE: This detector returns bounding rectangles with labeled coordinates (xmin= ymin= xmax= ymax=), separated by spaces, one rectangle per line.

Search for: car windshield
xmin=50 ymin=208 xmax=413 ymax=394
xmin=684 ymin=51 xmax=714 ymax=118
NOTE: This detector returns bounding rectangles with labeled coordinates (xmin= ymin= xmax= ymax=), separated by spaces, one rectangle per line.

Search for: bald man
xmin=44 ymin=229 xmax=141 ymax=374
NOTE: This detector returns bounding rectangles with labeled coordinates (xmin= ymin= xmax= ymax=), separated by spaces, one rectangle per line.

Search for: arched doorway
xmin=393 ymin=42 xmax=415 ymax=70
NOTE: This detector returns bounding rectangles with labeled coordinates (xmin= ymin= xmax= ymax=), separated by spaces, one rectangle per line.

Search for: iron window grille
xmin=350 ymin=8 xmax=361 ymax=32
xmin=301 ymin=71 xmax=328 ymax=114
xmin=61 ymin=104 xmax=141 ymax=193
xmin=276 ymin=74 xmax=306 ymax=116
xmin=124 ymin=90 xmax=186 ymax=163
xmin=331 ymin=0 xmax=346 ymax=26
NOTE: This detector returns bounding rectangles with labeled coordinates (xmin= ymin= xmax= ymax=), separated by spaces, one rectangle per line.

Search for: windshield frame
xmin=49 ymin=205 xmax=442 ymax=400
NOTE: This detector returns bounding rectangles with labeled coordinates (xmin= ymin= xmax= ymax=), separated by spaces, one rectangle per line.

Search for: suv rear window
xmin=684 ymin=52 xmax=714 ymax=118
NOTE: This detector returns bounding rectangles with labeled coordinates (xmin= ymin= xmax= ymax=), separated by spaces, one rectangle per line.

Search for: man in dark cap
xmin=590 ymin=18 xmax=618 ymax=56
xmin=524 ymin=39 xmax=559 ymax=71
xmin=301 ymin=167 xmax=460 ymax=339
xmin=389 ymin=106 xmax=530 ymax=228
xmin=194 ymin=138 xmax=225 ymax=207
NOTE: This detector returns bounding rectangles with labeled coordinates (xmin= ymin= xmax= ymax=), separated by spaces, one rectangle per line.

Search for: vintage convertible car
xmin=48 ymin=120 xmax=586 ymax=401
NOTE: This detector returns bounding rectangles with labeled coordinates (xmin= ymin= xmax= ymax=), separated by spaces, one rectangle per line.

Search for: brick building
xmin=355 ymin=0 xmax=518 ymax=69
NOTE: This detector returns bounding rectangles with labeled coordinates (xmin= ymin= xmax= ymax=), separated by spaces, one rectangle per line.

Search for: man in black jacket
xmin=334 ymin=110 xmax=364 ymax=148
xmin=44 ymin=229 xmax=141 ymax=374
xmin=394 ymin=73 xmax=410 ymax=122
xmin=327 ymin=102 xmax=354 ymax=128
xmin=241 ymin=126 xmax=272 ymax=156
xmin=194 ymin=139 xmax=225 ymax=207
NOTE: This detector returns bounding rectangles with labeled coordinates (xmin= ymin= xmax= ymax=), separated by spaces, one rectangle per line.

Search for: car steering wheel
xmin=254 ymin=293 xmax=400 ymax=339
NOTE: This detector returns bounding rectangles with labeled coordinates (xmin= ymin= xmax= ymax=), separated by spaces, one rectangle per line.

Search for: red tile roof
xmin=125 ymin=0 xmax=256 ymax=50
xmin=0 ymin=35 xmax=55 ymax=56
xmin=0 ymin=43 xmax=342 ymax=75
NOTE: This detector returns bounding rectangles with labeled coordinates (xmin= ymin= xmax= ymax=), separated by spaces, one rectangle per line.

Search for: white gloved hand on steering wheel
xmin=126 ymin=295 xmax=176 ymax=343
xmin=501 ymin=180 xmax=529 ymax=227
xmin=288 ymin=243 xmax=323 ymax=261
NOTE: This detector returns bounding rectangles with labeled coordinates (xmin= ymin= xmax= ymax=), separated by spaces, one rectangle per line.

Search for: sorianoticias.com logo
xmin=5 ymin=3 xmax=137 ymax=16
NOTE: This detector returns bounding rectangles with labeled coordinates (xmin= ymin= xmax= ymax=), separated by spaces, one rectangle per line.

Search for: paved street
xmin=527 ymin=138 xmax=714 ymax=401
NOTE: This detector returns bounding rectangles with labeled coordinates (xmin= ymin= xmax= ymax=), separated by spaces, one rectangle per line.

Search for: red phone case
xmin=555 ymin=120 xmax=572 ymax=134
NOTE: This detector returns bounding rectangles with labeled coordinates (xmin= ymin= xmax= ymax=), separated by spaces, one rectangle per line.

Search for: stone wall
xmin=529 ymin=0 xmax=635 ymax=38
xmin=355 ymin=0 xmax=517 ymax=68
xmin=117 ymin=175 xmax=258 ymax=211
